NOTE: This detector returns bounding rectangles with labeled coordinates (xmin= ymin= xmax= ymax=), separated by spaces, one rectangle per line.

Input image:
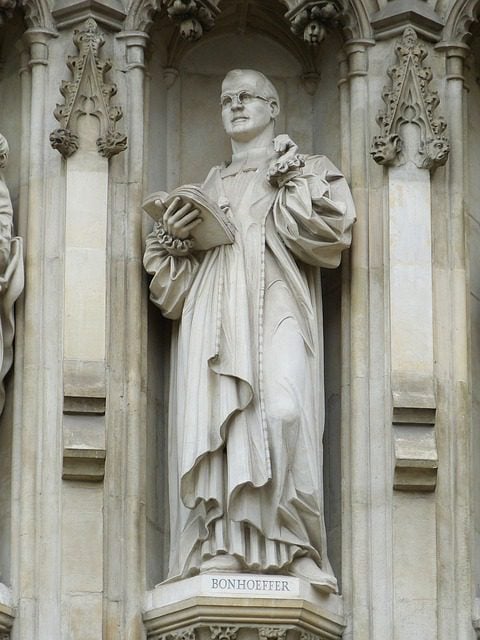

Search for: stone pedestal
xmin=144 ymin=574 xmax=345 ymax=640
xmin=0 ymin=583 xmax=13 ymax=637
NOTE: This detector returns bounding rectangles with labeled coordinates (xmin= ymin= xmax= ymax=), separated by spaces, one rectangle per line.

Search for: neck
xmin=230 ymin=126 xmax=275 ymax=156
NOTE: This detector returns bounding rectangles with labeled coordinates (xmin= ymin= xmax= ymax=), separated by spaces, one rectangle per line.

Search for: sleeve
xmin=272 ymin=156 xmax=356 ymax=268
xmin=143 ymin=227 xmax=200 ymax=320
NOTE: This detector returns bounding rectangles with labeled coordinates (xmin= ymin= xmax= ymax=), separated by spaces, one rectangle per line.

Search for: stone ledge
xmin=144 ymin=575 xmax=345 ymax=640
xmin=0 ymin=588 xmax=14 ymax=635
xmin=62 ymin=446 xmax=106 ymax=481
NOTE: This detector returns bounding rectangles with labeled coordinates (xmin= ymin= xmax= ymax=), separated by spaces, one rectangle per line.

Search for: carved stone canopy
xmin=157 ymin=0 xmax=347 ymax=45
xmin=153 ymin=1 xmax=328 ymax=95
xmin=50 ymin=18 xmax=127 ymax=159
xmin=371 ymin=27 xmax=450 ymax=171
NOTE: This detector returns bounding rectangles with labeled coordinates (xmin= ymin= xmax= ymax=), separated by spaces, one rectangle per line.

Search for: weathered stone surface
xmin=0 ymin=2 xmax=478 ymax=639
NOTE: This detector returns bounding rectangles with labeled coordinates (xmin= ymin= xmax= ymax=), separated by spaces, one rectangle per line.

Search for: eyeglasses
xmin=220 ymin=90 xmax=271 ymax=109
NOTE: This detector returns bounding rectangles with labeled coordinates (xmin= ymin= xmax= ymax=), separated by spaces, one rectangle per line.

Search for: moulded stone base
xmin=0 ymin=583 xmax=14 ymax=637
xmin=144 ymin=574 xmax=345 ymax=640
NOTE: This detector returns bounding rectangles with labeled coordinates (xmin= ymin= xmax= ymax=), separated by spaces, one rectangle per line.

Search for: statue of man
xmin=0 ymin=133 xmax=24 ymax=414
xmin=143 ymin=69 xmax=355 ymax=592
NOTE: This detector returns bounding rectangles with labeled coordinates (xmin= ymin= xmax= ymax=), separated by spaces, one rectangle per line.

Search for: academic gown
xmin=143 ymin=149 xmax=355 ymax=582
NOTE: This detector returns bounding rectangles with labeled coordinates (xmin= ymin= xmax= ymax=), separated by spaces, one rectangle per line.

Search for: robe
xmin=143 ymin=149 xmax=355 ymax=583
xmin=0 ymin=173 xmax=23 ymax=414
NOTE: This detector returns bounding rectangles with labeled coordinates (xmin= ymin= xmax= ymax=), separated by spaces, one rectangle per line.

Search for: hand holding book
xmin=162 ymin=196 xmax=203 ymax=240
xmin=143 ymin=185 xmax=235 ymax=251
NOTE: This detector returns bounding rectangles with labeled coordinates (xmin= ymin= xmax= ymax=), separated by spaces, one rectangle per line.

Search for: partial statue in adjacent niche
xmin=0 ymin=134 xmax=24 ymax=414
xmin=143 ymin=70 xmax=355 ymax=592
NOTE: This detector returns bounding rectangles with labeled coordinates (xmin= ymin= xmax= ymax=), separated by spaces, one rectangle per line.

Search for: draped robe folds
xmin=0 ymin=174 xmax=23 ymax=414
xmin=143 ymin=151 xmax=355 ymax=584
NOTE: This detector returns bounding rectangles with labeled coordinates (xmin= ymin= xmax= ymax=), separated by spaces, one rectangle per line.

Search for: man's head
xmin=221 ymin=69 xmax=280 ymax=144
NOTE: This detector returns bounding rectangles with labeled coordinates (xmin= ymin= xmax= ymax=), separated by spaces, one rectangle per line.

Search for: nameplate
xmin=201 ymin=573 xmax=300 ymax=597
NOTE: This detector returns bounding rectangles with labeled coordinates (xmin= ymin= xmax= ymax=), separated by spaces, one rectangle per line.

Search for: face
xmin=221 ymin=72 xmax=278 ymax=143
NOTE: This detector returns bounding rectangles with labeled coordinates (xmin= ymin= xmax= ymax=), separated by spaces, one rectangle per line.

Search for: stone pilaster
xmin=13 ymin=25 xmax=62 ymax=640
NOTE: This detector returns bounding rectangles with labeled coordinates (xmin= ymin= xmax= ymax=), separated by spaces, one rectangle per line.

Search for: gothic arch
xmin=19 ymin=0 xmax=55 ymax=30
xmin=159 ymin=1 xmax=322 ymax=75
xmin=125 ymin=0 xmax=374 ymax=42
xmin=443 ymin=0 xmax=480 ymax=42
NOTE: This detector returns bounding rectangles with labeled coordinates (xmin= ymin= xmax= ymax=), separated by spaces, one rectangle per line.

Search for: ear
xmin=269 ymin=100 xmax=280 ymax=120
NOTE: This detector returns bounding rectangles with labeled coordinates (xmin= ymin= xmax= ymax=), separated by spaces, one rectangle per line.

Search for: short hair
xmin=222 ymin=69 xmax=280 ymax=114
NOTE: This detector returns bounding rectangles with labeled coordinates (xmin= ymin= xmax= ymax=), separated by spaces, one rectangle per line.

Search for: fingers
xmin=164 ymin=199 xmax=197 ymax=223
xmin=173 ymin=208 xmax=201 ymax=227
xmin=273 ymin=134 xmax=298 ymax=156
xmin=163 ymin=196 xmax=182 ymax=224
xmin=163 ymin=197 xmax=202 ymax=238
xmin=181 ymin=217 xmax=203 ymax=234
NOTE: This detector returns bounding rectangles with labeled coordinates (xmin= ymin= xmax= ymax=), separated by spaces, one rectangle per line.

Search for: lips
xmin=232 ymin=116 xmax=248 ymax=123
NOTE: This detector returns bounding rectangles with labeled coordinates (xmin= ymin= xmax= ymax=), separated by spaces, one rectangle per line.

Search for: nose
xmin=230 ymin=95 xmax=244 ymax=110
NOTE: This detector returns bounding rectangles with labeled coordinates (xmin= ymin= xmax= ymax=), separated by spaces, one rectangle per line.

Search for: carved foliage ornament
xmin=161 ymin=0 xmax=345 ymax=45
xmin=165 ymin=0 xmax=219 ymax=41
xmin=284 ymin=0 xmax=345 ymax=46
xmin=371 ymin=27 xmax=450 ymax=171
xmin=258 ymin=629 xmax=288 ymax=640
xmin=50 ymin=18 xmax=127 ymax=159
xmin=160 ymin=629 xmax=196 ymax=640
xmin=209 ymin=627 xmax=239 ymax=640
xmin=156 ymin=627 xmax=314 ymax=640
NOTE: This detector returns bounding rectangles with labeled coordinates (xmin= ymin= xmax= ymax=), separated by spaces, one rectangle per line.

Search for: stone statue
xmin=0 ymin=134 xmax=24 ymax=414
xmin=143 ymin=70 xmax=355 ymax=592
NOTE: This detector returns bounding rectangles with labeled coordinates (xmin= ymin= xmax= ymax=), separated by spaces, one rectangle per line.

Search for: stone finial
xmin=50 ymin=18 xmax=127 ymax=159
xmin=165 ymin=0 xmax=220 ymax=41
xmin=370 ymin=27 xmax=450 ymax=171
xmin=285 ymin=1 xmax=345 ymax=46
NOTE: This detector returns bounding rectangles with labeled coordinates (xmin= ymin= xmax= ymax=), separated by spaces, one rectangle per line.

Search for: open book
xmin=142 ymin=185 xmax=235 ymax=251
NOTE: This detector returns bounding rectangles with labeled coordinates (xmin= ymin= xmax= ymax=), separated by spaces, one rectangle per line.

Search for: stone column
xmin=343 ymin=38 xmax=394 ymax=640
xmin=13 ymin=26 xmax=61 ymax=640
xmin=434 ymin=41 xmax=472 ymax=640
xmin=343 ymin=34 xmax=402 ymax=640
xmin=104 ymin=29 xmax=149 ymax=640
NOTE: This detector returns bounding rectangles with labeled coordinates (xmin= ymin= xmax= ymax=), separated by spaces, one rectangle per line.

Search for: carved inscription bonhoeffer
xmin=50 ymin=18 xmax=127 ymax=159
xmin=371 ymin=27 xmax=450 ymax=171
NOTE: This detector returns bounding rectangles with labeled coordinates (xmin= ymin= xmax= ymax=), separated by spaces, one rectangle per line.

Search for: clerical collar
xmin=231 ymin=145 xmax=275 ymax=162
xmin=221 ymin=145 xmax=276 ymax=177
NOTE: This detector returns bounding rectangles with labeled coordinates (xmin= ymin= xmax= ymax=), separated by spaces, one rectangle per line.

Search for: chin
xmin=228 ymin=127 xmax=263 ymax=143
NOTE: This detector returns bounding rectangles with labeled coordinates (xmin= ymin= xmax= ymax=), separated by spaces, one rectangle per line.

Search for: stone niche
xmin=143 ymin=1 xmax=347 ymax=631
